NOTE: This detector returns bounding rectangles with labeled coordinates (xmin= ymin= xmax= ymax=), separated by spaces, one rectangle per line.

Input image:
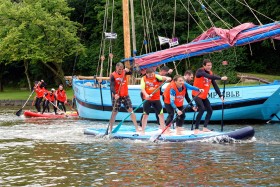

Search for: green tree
xmin=0 ymin=0 xmax=84 ymax=90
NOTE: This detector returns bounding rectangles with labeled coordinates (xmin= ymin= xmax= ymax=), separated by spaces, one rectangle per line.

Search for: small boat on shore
xmin=23 ymin=110 xmax=78 ymax=119
xmin=84 ymin=126 xmax=255 ymax=143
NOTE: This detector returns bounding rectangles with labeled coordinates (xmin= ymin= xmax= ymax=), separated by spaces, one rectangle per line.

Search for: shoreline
xmin=0 ymin=99 xmax=72 ymax=107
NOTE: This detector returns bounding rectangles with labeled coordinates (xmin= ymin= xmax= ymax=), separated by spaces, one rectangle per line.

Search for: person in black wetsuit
xmin=192 ymin=59 xmax=227 ymax=134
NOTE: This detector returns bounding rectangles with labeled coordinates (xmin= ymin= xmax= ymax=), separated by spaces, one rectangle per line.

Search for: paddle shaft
xmin=153 ymin=92 xmax=201 ymax=142
xmin=221 ymin=80 xmax=226 ymax=132
xmin=112 ymin=80 xmax=169 ymax=134
xmin=191 ymin=111 xmax=196 ymax=130
xmin=44 ymin=97 xmax=64 ymax=113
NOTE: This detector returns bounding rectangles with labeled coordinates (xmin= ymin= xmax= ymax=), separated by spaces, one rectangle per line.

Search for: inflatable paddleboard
xmin=24 ymin=110 xmax=78 ymax=118
xmin=84 ymin=126 xmax=255 ymax=142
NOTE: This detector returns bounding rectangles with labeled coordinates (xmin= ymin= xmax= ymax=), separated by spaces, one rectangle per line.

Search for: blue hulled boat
xmin=73 ymin=78 xmax=280 ymax=122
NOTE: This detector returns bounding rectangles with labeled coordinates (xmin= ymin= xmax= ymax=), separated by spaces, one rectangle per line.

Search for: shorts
xmin=112 ymin=96 xmax=133 ymax=112
xmin=143 ymin=100 xmax=163 ymax=115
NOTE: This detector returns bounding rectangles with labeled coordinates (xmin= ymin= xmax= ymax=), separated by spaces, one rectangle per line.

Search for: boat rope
xmin=107 ymin=0 xmax=115 ymax=76
xmin=71 ymin=0 xmax=89 ymax=77
xmin=197 ymin=1 xmax=215 ymax=28
xmin=172 ymin=0 xmax=177 ymax=38
xmin=186 ymin=0 xmax=191 ymax=68
xmin=214 ymin=0 xmax=241 ymax=25
xmin=146 ymin=0 xmax=158 ymax=52
xmin=97 ymin=0 xmax=110 ymax=77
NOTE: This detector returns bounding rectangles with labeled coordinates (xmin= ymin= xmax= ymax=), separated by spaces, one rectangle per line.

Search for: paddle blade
xmin=15 ymin=109 xmax=22 ymax=116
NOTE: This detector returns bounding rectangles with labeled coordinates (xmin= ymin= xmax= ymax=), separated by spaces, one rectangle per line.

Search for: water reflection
xmin=0 ymin=108 xmax=280 ymax=186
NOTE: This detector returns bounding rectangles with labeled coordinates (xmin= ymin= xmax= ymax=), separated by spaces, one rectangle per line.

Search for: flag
xmin=104 ymin=32 xmax=117 ymax=39
xmin=158 ymin=36 xmax=170 ymax=45
xmin=169 ymin=37 xmax=179 ymax=47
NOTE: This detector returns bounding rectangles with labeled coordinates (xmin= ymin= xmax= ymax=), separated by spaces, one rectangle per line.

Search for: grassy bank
xmin=0 ymin=88 xmax=74 ymax=100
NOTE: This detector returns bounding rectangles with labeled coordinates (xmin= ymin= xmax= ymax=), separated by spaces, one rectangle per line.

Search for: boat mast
xmin=130 ymin=0 xmax=136 ymax=56
xmin=122 ymin=0 xmax=131 ymax=67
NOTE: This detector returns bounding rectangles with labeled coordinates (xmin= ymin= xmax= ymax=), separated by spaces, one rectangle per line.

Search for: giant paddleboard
xmin=24 ymin=110 xmax=78 ymax=119
xmin=84 ymin=126 xmax=254 ymax=142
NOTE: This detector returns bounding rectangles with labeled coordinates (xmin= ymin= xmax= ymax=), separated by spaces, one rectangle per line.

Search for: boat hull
xmin=84 ymin=126 xmax=255 ymax=142
xmin=24 ymin=110 xmax=78 ymax=118
xmin=73 ymin=78 xmax=280 ymax=122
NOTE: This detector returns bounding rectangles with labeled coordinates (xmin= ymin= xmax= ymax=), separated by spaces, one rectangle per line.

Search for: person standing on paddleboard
xmin=192 ymin=59 xmax=227 ymax=134
xmin=140 ymin=68 xmax=171 ymax=135
xmin=108 ymin=62 xmax=139 ymax=133
xmin=56 ymin=84 xmax=68 ymax=113
xmin=32 ymin=81 xmax=46 ymax=113
xmin=163 ymin=75 xmax=203 ymax=135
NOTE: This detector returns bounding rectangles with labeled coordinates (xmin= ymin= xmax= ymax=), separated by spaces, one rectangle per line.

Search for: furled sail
xmin=123 ymin=22 xmax=280 ymax=70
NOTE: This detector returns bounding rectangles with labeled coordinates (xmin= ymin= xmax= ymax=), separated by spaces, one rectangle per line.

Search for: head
xmin=115 ymin=62 xmax=124 ymax=74
xmin=58 ymin=84 xmax=63 ymax=90
xmin=202 ymin=59 xmax=212 ymax=71
xmin=145 ymin=68 xmax=155 ymax=78
xmin=183 ymin=70 xmax=193 ymax=82
xmin=173 ymin=75 xmax=184 ymax=88
xmin=51 ymin=88 xmax=55 ymax=93
xmin=159 ymin=66 xmax=170 ymax=76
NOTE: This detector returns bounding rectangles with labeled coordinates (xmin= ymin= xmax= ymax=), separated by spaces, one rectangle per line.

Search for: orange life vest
xmin=192 ymin=68 xmax=212 ymax=99
xmin=46 ymin=91 xmax=55 ymax=102
xmin=112 ymin=71 xmax=128 ymax=97
xmin=143 ymin=75 xmax=161 ymax=100
xmin=163 ymin=81 xmax=186 ymax=107
xmin=35 ymin=87 xmax=45 ymax=98
xmin=56 ymin=90 xmax=67 ymax=102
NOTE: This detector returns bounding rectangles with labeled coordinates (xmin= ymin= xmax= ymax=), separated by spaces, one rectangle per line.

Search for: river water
xmin=0 ymin=108 xmax=280 ymax=186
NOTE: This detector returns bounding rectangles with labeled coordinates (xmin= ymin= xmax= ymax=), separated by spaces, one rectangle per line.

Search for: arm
xmin=110 ymin=75 xmax=116 ymax=95
xmin=184 ymin=91 xmax=194 ymax=107
xmin=212 ymin=80 xmax=222 ymax=97
xmin=184 ymin=82 xmax=199 ymax=91
xmin=170 ymin=88 xmax=177 ymax=110
xmin=140 ymin=77 xmax=149 ymax=98
xmin=196 ymin=69 xmax=221 ymax=80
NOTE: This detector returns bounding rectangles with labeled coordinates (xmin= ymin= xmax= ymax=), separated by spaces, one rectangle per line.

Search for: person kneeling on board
xmin=140 ymin=68 xmax=171 ymax=135
xmin=163 ymin=75 xmax=203 ymax=135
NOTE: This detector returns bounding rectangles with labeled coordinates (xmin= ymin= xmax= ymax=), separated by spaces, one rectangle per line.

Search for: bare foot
xmin=203 ymin=127 xmax=212 ymax=132
xmin=194 ymin=129 xmax=203 ymax=134
xmin=176 ymin=127 xmax=185 ymax=135
xmin=138 ymin=126 xmax=142 ymax=131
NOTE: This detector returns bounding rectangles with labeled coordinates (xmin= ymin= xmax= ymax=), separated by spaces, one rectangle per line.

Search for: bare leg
xmin=141 ymin=114 xmax=149 ymax=135
xmin=128 ymin=108 xmax=139 ymax=133
xmin=108 ymin=112 xmax=118 ymax=134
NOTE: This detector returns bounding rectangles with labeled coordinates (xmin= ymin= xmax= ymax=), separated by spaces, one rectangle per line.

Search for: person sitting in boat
xmin=139 ymin=65 xmax=173 ymax=128
xmin=32 ymin=81 xmax=46 ymax=113
xmin=140 ymin=68 xmax=172 ymax=135
xmin=192 ymin=59 xmax=227 ymax=134
xmin=108 ymin=62 xmax=139 ymax=133
xmin=55 ymin=84 xmax=67 ymax=113
xmin=163 ymin=75 xmax=203 ymax=135
xmin=42 ymin=88 xmax=57 ymax=114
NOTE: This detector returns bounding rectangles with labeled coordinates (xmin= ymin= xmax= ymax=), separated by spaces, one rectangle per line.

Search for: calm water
xmin=0 ymin=108 xmax=280 ymax=186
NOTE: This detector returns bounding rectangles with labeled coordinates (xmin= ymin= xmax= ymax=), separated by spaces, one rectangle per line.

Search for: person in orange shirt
xmin=32 ymin=81 xmax=46 ymax=112
xmin=56 ymin=84 xmax=67 ymax=113
xmin=192 ymin=59 xmax=227 ymax=134
xmin=108 ymin=62 xmax=138 ymax=133
xmin=163 ymin=75 xmax=203 ymax=135
xmin=42 ymin=88 xmax=57 ymax=114
xmin=140 ymin=68 xmax=171 ymax=135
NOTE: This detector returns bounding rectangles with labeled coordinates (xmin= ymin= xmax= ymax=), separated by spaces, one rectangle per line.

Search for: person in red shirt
xmin=32 ymin=81 xmax=46 ymax=112
xmin=56 ymin=84 xmax=67 ymax=113
xmin=108 ymin=62 xmax=138 ymax=133
xmin=42 ymin=88 xmax=57 ymax=114
xmin=140 ymin=68 xmax=171 ymax=135
xmin=192 ymin=59 xmax=227 ymax=134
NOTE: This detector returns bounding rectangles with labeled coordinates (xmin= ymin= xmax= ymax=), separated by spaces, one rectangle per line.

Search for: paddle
xmin=43 ymin=96 xmax=65 ymax=114
xmin=221 ymin=60 xmax=228 ymax=132
xmin=191 ymin=111 xmax=196 ymax=130
xmin=104 ymin=71 xmax=127 ymax=136
xmin=151 ymin=92 xmax=201 ymax=142
xmin=111 ymin=80 xmax=169 ymax=134
xmin=15 ymin=84 xmax=38 ymax=116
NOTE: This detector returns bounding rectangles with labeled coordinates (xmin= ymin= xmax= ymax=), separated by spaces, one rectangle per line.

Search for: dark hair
xmin=173 ymin=75 xmax=183 ymax=82
xmin=203 ymin=59 xmax=211 ymax=66
xmin=184 ymin=70 xmax=193 ymax=76
xmin=146 ymin=68 xmax=155 ymax=74
xmin=160 ymin=66 xmax=170 ymax=72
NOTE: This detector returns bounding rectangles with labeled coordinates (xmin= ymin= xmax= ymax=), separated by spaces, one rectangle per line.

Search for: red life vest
xmin=35 ymin=87 xmax=45 ymax=98
xmin=112 ymin=71 xmax=128 ymax=97
xmin=143 ymin=75 xmax=161 ymax=100
xmin=46 ymin=91 xmax=55 ymax=102
xmin=192 ymin=68 xmax=212 ymax=99
xmin=163 ymin=82 xmax=186 ymax=107
xmin=56 ymin=90 xmax=67 ymax=102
